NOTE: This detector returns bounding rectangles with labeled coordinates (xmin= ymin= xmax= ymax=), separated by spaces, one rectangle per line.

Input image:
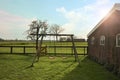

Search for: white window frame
xmin=100 ymin=35 xmax=105 ymax=45
xmin=91 ymin=37 xmax=95 ymax=45
xmin=116 ymin=34 xmax=120 ymax=47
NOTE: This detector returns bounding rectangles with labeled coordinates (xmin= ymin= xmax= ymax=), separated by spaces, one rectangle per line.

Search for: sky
xmin=0 ymin=0 xmax=120 ymax=40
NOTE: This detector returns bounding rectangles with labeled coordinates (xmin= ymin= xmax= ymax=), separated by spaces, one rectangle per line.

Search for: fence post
xmin=83 ymin=47 xmax=85 ymax=56
xmin=11 ymin=46 xmax=13 ymax=54
xmin=23 ymin=46 xmax=25 ymax=54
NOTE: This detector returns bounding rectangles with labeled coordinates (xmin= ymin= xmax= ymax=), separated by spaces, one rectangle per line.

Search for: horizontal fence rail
xmin=0 ymin=46 xmax=36 ymax=54
xmin=0 ymin=45 xmax=88 ymax=55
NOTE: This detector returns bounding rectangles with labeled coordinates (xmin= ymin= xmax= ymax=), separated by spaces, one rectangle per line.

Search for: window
xmin=116 ymin=34 xmax=120 ymax=47
xmin=91 ymin=37 xmax=95 ymax=45
xmin=100 ymin=35 xmax=105 ymax=45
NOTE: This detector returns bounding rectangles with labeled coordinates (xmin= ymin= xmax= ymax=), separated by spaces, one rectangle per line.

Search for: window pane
xmin=100 ymin=35 xmax=105 ymax=45
xmin=118 ymin=35 xmax=120 ymax=46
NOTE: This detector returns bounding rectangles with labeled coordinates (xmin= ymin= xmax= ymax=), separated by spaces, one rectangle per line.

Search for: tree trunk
xmin=31 ymin=35 xmax=44 ymax=67
xmin=37 ymin=35 xmax=44 ymax=61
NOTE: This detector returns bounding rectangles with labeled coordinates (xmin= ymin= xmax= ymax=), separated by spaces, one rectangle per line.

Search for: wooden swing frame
xmin=30 ymin=33 xmax=80 ymax=66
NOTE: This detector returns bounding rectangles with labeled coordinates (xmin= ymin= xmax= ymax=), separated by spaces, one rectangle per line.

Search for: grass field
xmin=0 ymin=54 xmax=119 ymax=80
xmin=0 ymin=41 xmax=119 ymax=80
xmin=0 ymin=41 xmax=88 ymax=46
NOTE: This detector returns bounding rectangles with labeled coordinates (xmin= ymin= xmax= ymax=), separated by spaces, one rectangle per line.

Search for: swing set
xmin=30 ymin=33 xmax=80 ymax=66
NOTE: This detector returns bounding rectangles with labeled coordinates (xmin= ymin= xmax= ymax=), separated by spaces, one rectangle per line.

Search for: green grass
xmin=0 ymin=54 xmax=119 ymax=80
xmin=0 ymin=41 xmax=87 ymax=46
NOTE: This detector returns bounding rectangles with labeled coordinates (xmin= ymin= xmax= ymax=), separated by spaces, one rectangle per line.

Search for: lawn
xmin=0 ymin=54 xmax=119 ymax=80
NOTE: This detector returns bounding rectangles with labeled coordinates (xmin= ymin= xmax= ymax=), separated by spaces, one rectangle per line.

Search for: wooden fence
xmin=0 ymin=46 xmax=88 ymax=55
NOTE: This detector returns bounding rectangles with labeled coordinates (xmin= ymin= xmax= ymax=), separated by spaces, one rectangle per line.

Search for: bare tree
xmin=26 ymin=19 xmax=48 ymax=67
xmin=49 ymin=24 xmax=64 ymax=34
xmin=49 ymin=24 xmax=64 ymax=41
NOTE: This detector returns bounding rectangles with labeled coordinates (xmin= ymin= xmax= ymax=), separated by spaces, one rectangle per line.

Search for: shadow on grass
xmin=24 ymin=55 xmax=76 ymax=69
xmin=62 ymin=57 xmax=119 ymax=80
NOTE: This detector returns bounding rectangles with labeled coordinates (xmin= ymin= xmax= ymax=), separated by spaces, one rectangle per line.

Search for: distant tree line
xmin=0 ymin=38 xmax=4 ymax=41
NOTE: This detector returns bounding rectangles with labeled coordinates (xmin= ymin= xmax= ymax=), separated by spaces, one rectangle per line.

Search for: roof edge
xmin=87 ymin=3 xmax=120 ymax=37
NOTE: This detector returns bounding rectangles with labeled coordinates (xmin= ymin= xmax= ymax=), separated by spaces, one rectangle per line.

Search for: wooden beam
xmin=30 ymin=33 xmax=74 ymax=36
